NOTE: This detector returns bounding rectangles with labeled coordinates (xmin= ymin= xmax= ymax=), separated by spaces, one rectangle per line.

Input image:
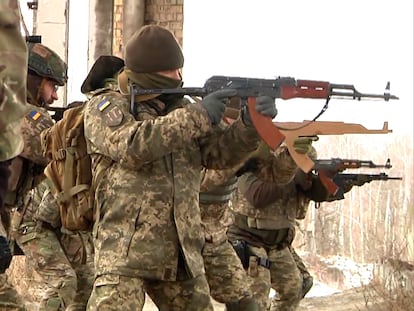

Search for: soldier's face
xmin=40 ymin=79 xmax=59 ymax=106
xmin=157 ymin=68 xmax=182 ymax=81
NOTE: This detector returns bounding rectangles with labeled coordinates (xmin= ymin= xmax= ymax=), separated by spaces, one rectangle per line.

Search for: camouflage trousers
xmin=268 ymin=247 xmax=302 ymax=311
xmin=243 ymin=244 xmax=271 ymax=311
xmin=15 ymin=223 xmax=94 ymax=311
xmin=0 ymin=273 xmax=26 ymax=311
xmin=87 ymin=273 xmax=214 ymax=311
xmin=203 ymin=238 xmax=254 ymax=304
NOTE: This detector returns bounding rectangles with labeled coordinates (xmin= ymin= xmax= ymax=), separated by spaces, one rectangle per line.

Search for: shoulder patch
xmin=103 ymin=105 xmax=124 ymax=127
xmin=97 ymin=98 xmax=111 ymax=111
xmin=28 ymin=110 xmax=41 ymax=120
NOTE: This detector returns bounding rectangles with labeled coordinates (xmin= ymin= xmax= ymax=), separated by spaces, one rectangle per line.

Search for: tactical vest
xmin=233 ymin=172 xmax=310 ymax=230
xmin=199 ymin=176 xmax=238 ymax=205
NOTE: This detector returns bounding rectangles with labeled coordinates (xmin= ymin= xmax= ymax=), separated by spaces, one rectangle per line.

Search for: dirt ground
xmin=7 ymin=256 xmax=382 ymax=311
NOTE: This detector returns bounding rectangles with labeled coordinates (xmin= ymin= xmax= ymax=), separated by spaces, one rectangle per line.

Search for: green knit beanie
xmin=125 ymin=25 xmax=184 ymax=73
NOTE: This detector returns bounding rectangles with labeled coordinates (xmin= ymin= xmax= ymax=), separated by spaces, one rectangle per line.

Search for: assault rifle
xmin=331 ymin=172 xmax=402 ymax=200
xmin=312 ymin=158 xmax=393 ymax=195
xmin=130 ymin=75 xmax=398 ymax=150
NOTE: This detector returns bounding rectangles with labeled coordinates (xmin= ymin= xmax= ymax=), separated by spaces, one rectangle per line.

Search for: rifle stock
xmin=274 ymin=120 xmax=392 ymax=173
xmin=247 ymin=97 xmax=285 ymax=150
xmin=270 ymin=121 xmax=392 ymax=195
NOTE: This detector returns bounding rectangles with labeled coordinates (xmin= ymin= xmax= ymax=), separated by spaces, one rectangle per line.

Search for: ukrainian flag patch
xmin=29 ymin=110 xmax=41 ymax=120
xmin=97 ymin=98 xmax=111 ymax=111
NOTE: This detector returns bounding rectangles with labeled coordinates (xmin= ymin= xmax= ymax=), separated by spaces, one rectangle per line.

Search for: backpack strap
xmin=55 ymin=184 xmax=89 ymax=204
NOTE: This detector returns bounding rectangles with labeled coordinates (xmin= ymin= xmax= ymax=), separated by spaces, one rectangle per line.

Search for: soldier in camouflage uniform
xmin=200 ymin=165 xmax=260 ymax=310
xmin=12 ymin=55 xmax=124 ymax=311
xmin=227 ymin=139 xmax=319 ymax=311
xmin=0 ymin=1 xmax=30 ymax=309
xmin=289 ymin=246 xmax=314 ymax=298
xmin=3 ymin=42 xmax=67 ymax=310
xmin=84 ymin=25 xmax=277 ymax=311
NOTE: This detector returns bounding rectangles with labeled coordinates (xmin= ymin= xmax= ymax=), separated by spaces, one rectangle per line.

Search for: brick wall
xmin=145 ymin=0 xmax=184 ymax=46
xmin=112 ymin=0 xmax=184 ymax=58
xmin=113 ymin=0 xmax=124 ymax=58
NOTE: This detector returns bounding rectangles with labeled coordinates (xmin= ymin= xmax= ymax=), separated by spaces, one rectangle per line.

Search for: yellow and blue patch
xmin=28 ymin=110 xmax=41 ymax=120
xmin=97 ymin=98 xmax=111 ymax=112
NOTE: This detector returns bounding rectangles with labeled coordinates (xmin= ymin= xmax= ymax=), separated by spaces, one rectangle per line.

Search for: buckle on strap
xmin=256 ymin=256 xmax=270 ymax=269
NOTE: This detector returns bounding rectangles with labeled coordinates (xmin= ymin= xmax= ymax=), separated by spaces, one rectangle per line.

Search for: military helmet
xmin=27 ymin=42 xmax=68 ymax=86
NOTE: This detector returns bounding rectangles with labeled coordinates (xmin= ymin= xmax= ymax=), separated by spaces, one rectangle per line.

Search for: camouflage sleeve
xmin=253 ymin=145 xmax=297 ymax=185
xmin=0 ymin=0 xmax=29 ymax=160
xmin=237 ymin=171 xmax=289 ymax=208
xmin=19 ymin=107 xmax=54 ymax=165
xmin=84 ymin=93 xmax=214 ymax=169
xmin=199 ymin=118 xmax=260 ymax=170
xmin=200 ymin=165 xmax=242 ymax=192
xmin=0 ymin=119 xmax=24 ymax=160
xmin=33 ymin=179 xmax=61 ymax=228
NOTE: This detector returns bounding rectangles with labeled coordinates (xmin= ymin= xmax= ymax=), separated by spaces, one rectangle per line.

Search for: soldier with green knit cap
xmin=83 ymin=24 xmax=278 ymax=311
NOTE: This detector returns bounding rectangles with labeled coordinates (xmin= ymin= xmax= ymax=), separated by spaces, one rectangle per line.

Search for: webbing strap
xmin=63 ymin=146 xmax=76 ymax=199
xmin=56 ymin=184 xmax=89 ymax=204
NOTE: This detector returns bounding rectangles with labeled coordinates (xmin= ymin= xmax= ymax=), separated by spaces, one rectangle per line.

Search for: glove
xmin=249 ymin=141 xmax=272 ymax=160
xmin=243 ymin=96 xmax=277 ymax=125
xmin=0 ymin=236 xmax=12 ymax=273
xmin=293 ymin=136 xmax=319 ymax=154
xmin=201 ymin=89 xmax=237 ymax=125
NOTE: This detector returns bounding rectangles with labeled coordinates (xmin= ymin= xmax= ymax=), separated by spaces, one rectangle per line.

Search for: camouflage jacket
xmin=6 ymin=104 xmax=54 ymax=208
xmin=229 ymin=156 xmax=331 ymax=248
xmin=235 ymin=172 xmax=306 ymax=229
xmin=84 ymin=91 xmax=260 ymax=280
xmin=199 ymin=167 xmax=240 ymax=244
xmin=0 ymin=0 xmax=29 ymax=160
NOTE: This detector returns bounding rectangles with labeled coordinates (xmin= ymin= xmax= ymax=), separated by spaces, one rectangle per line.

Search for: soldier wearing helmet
xmin=26 ymin=42 xmax=67 ymax=108
xmin=2 ymin=42 xmax=67 ymax=311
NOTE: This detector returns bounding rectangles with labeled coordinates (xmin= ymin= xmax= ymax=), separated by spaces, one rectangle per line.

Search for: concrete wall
xmin=34 ymin=0 xmax=69 ymax=107
xmin=31 ymin=0 xmax=184 ymax=105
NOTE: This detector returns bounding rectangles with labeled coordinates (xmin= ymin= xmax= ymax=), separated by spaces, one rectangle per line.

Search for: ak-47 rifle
xmin=331 ymin=172 xmax=402 ymax=200
xmin=312 ymin=158 xmax=393 ymax=195
xmin=130 ymin=75 xmax=398 ymax=149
